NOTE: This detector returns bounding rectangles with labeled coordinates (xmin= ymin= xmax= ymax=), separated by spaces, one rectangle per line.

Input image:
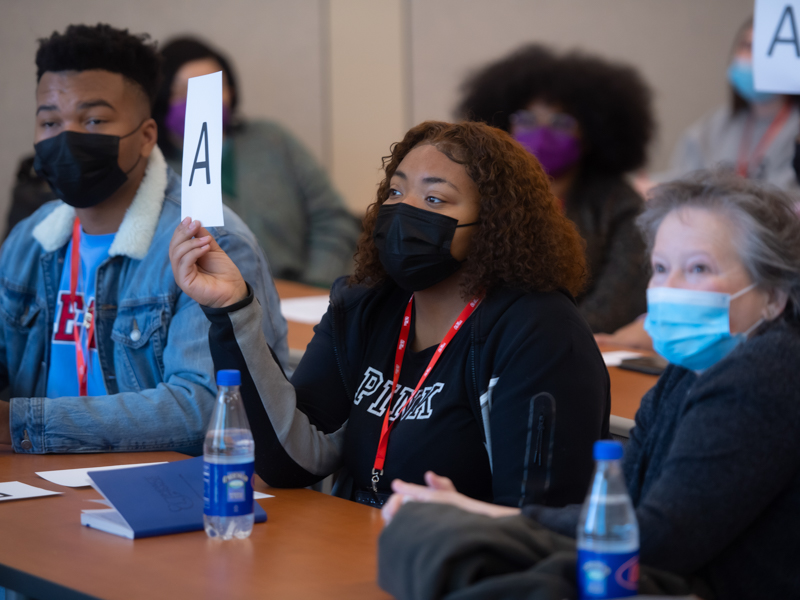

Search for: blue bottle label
xmin=203 ymin=460 xmax=254 ymax=517
xmin=577 ymin=549 xmax=638 ymax=599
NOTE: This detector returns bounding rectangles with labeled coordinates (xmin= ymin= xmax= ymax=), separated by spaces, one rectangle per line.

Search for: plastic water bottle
xmin=577 ymin=440 xmax=639 ymax=599
xmin=203 ymin=369 xmax=256 ymax=539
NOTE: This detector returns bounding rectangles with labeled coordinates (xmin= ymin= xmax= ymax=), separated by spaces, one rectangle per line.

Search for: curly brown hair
xmin=351 ymin=120 xmax=587 ymax=298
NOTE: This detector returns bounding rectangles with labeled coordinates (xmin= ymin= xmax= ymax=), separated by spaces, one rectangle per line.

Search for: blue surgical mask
xmin=727 ymin=59 xmax=778 ymax=105
xmin=644 ymin=284 xmax=761 ymax=371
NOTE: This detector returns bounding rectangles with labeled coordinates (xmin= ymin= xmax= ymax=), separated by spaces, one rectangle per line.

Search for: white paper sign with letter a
xmin=181 ymin=71 xmax=224 ymax=226
xmin=754 ymin=0 xmax=800 ymax=93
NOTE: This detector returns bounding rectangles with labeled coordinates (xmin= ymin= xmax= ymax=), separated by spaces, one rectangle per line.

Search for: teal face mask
xmin=727 ymin=59 xmax=778 ymax=105
xmin=644 ymin=284 xmax=760 ymax=371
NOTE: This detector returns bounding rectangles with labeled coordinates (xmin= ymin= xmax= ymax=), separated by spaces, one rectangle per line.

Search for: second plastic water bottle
xmin=576 ymin=440 xmax=639 ymax=599
xmin=203 ymin=369 xmax=256 ymax=540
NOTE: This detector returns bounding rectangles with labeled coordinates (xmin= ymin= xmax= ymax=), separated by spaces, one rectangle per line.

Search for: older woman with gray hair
xmin=378 ymin=170 xmax=800 ymax=600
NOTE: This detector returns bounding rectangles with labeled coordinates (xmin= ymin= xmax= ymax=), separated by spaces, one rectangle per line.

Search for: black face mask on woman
xmin=372 ymin=202 xmax=479 ymax=291
xmin=33 ymin=122 xmax=144 ymax=209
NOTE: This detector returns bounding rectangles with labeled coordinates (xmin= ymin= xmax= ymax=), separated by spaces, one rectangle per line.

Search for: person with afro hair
xmin=457 ymin=44 xmax=654 ymax=334
xmin=0 ymin=23 xmax=288 ymax=454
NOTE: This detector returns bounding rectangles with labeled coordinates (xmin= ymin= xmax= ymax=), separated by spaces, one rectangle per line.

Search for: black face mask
xmin=373 ymin=203 xmax=479 ymax=291
xmin=33 ymin=123 xmax=143 ymax=209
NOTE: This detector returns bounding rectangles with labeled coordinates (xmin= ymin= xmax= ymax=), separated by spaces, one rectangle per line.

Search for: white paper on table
xmin=0 ymin=481 xmax=61 ymax=502
xmin=753 ymin=0 xmax=800 ymax=93
xmin=180 ymin=71 xmax=224 ymax=226
xmin=601 ymin=351 xmax=644 ymax=368
xmin=254 ymin=491 xmax=274 ymax=499
xmin=280 ymin=295 xmax=330 ymax=324
xmin=36 ymin=462 xmax=167 ymax=488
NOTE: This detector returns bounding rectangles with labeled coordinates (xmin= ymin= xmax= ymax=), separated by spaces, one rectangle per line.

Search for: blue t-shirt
xmin=46 ymin=228 xmax=115 ymax=398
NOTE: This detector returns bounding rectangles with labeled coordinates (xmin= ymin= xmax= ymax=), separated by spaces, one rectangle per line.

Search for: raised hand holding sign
xmin=180 ymin=71 xmax=224 ymax=226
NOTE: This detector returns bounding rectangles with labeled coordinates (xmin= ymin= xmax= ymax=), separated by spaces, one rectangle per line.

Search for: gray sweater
xmin=654 ymin=104 xmax=800 ymax=193
xmin=525 ymin=318 xmax=800 ymax=599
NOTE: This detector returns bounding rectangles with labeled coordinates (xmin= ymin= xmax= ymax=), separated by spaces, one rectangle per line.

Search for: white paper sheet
xmin=254 ymin=491 xmax=274 ymax=499
xmin=0 ymin=481 xmax=61 ymax=502
xmin=753 ymin=0 xmax=800 ymax=93
xmin=280 ymin=295 xmax=330 ymax=324
xmin=180 ymin=71 xmax=224 ymax=226
xmin=36 ymin=462 xmax=167 ymax=488
xmin=601 ymin=351 xmax=644 ymax=368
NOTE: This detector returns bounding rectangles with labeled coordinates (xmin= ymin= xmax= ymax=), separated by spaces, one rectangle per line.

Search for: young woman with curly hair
xmin=169 ymin=120 xmax=610 ymax=509
xmin=458 ymin=45 xmax=654 ymax=334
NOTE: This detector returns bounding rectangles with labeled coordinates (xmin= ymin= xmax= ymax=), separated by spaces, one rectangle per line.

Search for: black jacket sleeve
xmin=203 ymin=286 xmax=351 ymax=487
xmin=482 ymin=293 xmax=610 ymax=508
xmin=381 ymin=502 xmax=695 ymax=600
xmin=379 ymin=502 xmax=578 ymax=600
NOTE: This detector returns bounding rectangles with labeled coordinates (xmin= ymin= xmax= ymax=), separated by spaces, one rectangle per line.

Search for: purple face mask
xmin=514 ymin=127 xmax=581 ymax=177
xmin=164 ymin=100 xmax=231 ymax=139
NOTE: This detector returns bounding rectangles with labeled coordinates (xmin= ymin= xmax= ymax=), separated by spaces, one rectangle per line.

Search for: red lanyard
xmin=70 ymin=219 xmax=95 ymax=397
xmin=736 ymin=100 xmax=792 ymax=178
xmin=371 ymin=294 xmax=482 ymax=491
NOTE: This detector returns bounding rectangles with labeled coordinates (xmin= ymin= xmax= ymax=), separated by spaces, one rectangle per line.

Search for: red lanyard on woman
xmin=70 ymin=218 xmax=95 ymax=397
xmin=371 ymin=294 xmax=482 ymax=492
xmin=736 ymin=100 xmax=792 ymax=178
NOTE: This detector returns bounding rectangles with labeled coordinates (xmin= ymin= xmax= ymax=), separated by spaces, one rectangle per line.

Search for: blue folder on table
xmin=80 ymin=456 xmax=267 ymax=539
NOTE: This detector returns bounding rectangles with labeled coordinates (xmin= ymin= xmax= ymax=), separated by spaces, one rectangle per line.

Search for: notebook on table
xmin=80 ymin=456 xmax=267 ymax=539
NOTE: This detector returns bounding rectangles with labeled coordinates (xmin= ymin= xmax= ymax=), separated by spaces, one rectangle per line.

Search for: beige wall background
xmin=0 ymin=0 xmax=754 ymax=225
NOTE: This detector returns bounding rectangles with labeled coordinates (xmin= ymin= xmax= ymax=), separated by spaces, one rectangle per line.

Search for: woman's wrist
xmin=201 ymin=283 xmax=255 ymax=316
xmin=222 ymin=280 xmax=249 ymax=308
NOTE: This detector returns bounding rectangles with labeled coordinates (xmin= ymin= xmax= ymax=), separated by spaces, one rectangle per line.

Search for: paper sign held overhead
xmin=180 ymin=71 xmax=224 ymax=226
xmin=754 ymin=0 xmax=800 ymax=93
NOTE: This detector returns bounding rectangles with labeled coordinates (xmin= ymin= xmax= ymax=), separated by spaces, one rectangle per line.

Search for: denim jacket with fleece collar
xmin=0 ymin=146 xmax=288 ymax=454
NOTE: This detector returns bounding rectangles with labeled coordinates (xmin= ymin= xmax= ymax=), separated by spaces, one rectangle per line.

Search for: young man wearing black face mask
xmin=0 ymin=24 xmax=288 ymax=453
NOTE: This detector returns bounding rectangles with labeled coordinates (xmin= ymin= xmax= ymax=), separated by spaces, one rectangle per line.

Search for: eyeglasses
xmin=510 ymin=110 xmax=578 ymax=133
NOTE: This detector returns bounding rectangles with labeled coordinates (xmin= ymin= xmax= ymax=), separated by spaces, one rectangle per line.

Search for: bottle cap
xmin=593 ymin=440 xmax=623 ymax=460
xmin=216 ymin=369 xmax=241 ymax=386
